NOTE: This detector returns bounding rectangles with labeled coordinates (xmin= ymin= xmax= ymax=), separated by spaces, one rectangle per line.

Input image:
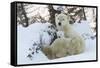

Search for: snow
xmin=25 ymin=4 xmax=50 ymax=21
xmin=17 ymin=21 xmax=96 ymax=65
xmin=73 ymin=20 xmax=93 ymax=35
xmin=17 ymin=22 xmax=56 ymax=64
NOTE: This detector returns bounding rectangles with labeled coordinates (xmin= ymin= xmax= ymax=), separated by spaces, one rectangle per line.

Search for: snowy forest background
xmin=17 ymin=3 xmax=97 ymax=65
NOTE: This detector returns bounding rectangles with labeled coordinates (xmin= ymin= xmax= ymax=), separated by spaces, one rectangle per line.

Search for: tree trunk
xmin=20 ymin=4 xmax=29 ymax=27
xmin=48 ymin=5 xmax=57 ymax=26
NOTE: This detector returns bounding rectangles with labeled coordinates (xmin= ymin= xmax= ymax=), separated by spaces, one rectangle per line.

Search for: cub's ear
xmin=55 ymin=13 xmax=58 ymax=17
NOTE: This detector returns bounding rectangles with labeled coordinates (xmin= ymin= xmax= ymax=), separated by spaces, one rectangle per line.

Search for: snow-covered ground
xmin=17 ymin=21 xmax=96 ymax=65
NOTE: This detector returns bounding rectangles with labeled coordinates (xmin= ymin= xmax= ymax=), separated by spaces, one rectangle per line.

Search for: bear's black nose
xmin=58 ymin=22 xmax=61 ymax=26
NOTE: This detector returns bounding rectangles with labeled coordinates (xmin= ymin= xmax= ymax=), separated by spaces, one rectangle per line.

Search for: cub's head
xmin=55 ymin=13 xmax=70 ymax=31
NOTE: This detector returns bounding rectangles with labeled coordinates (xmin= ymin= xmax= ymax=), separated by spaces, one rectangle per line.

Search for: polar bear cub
xmin=41 ymin=13 xmax=85 ymax=59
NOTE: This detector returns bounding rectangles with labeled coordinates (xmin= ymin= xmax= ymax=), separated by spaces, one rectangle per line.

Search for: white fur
xmin=42 ymin=13 xmax=85 ymax=59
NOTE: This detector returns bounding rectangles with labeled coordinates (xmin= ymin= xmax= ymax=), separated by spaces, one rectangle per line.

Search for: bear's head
xmin=55 ymin=13 xmax=70 ymax=31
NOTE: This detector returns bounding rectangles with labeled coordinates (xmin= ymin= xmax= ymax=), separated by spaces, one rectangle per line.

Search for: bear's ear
xmin=55 ymin=13 xmax=58 ymax=17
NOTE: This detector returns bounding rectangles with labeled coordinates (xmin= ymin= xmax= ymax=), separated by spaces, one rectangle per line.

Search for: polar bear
xmin=41 ymin=13 xmax=85 ymax=59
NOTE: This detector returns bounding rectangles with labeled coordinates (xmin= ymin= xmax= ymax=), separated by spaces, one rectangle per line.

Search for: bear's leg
xmin=67 ymin=37 xmax=85 ymax=55
xmin=41 ymin=46 xmax=56 ymax=59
